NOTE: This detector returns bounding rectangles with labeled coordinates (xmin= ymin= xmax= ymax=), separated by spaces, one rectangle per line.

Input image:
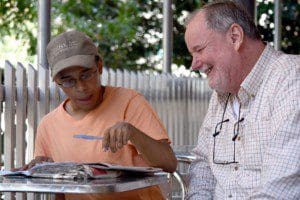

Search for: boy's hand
xmin=102 ymin=122 xmax=137 ymax=153
xmin=12 ymin=156 xmax=53 ymax=171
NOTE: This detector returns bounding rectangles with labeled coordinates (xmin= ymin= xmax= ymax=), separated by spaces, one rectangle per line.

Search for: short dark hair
xmin=187 ymin=1 xmax=261 ymax=40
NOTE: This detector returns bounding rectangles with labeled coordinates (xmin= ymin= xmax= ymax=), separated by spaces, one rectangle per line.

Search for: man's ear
xmin=227 ymin=23 xmax=244 ymax=51
xmin=97 ymin=57 xmax=103 ymax=75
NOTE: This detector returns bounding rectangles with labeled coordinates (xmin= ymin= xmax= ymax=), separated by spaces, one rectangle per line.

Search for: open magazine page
xmin=0 ymin=162 xmax=121 ymax=179
xmin=0 ymin=162 xmax=162 ymax=180
xmin=87 ymin=162 xmax=163 ymax=173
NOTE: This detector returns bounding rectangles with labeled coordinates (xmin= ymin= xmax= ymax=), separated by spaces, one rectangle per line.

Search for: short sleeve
xmin=124 ymin=94 xmax=169 ymax=142
xmin=34 ymin=121 xmax=51 ymax=158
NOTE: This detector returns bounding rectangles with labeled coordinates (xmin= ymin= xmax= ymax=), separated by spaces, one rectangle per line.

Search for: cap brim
xmin=52 ymin=55 xmax=96 ymax=79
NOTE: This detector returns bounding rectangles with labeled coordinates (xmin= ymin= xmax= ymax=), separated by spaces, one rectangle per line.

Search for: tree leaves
xmin=0 ymin=0 xmax=299 ymax=71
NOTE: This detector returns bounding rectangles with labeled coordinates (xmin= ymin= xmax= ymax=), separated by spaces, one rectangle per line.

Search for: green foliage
xmin=0 ymin=0 xmax=37 ymax=54
xmin=52 ymin=0 xmax=142 ymax=71
xmin=172 ymin=0 xmax=208 ymax=69
xmin=257 ymin=0 xmax=300 ymax=54
xmin=52 ymin=0 xmax=208 ymax=71
xmin=0 ymin=0 xmax=299 ymax=72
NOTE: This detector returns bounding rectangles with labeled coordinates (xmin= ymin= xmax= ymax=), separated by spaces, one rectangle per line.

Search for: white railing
xmin=0 ymin=60 xmax=212 ymax=171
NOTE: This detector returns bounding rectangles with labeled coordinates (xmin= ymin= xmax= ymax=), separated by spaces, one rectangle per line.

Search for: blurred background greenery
xmin=0 ymin=0 xmax=299 ymax=75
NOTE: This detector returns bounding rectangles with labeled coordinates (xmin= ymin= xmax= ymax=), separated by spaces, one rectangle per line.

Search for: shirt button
xmin=234 ymin=166 xmax=239 ymax=171
xmin=237 ymin=136 xmax=241 ymax=141
xmin=228 ymin=194 xmax=233 ymax=198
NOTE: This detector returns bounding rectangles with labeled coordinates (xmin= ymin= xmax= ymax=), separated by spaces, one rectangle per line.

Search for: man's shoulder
xmin=265 ymin=53 xmax=300 ymax=86
xmin=268 ymin=51 xmax=300 ymax=72
xmin=275 ymin=52 xmax=300 ymax=62
xmin=256 ymin=52 xmax=300 ymax=109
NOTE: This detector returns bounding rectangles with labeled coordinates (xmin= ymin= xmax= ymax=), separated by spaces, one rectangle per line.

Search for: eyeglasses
xmin=212 ymin=94 xmax=244 ymax=165
xmin=57 ymin=68 xmax=98 ymax=88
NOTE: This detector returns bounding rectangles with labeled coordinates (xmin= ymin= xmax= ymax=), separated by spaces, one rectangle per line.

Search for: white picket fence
xmin=0 ymin=60 xmax=212 ymax=171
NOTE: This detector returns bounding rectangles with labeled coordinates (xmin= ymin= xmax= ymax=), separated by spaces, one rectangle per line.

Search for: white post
xmin=38 ymin=0 xmax=51 ymax=69
xmin=274 ymin=0 xmax=282 ymax=50
xmin=163 ymin=0 xmax=173 ymax=73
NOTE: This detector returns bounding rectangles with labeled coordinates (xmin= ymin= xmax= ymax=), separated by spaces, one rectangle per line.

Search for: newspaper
xmin=0 ymin=162 xmax=162 ymax=180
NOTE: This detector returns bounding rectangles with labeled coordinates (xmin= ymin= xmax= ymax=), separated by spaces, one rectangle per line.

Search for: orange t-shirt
xmin=34 ymin=86 xmax=168 ymax=200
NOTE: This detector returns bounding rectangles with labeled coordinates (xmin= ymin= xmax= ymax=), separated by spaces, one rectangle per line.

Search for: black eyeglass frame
xmin=212 ymin=94 xmax=244 ymax=165
xmin=57 ymin=68 xmax=98 ymax=88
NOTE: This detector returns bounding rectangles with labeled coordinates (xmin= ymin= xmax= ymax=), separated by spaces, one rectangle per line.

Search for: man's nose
xmin=191 ymin=57 xmax=203 ymax=71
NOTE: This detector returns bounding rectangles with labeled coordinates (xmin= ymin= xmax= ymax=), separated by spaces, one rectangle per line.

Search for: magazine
xmin=0 ymin=162 xmax=162 ymax=180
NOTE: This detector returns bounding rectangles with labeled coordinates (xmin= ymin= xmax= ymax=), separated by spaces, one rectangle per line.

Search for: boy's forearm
xmin=130 ymin=128 xmax=177 ymax=172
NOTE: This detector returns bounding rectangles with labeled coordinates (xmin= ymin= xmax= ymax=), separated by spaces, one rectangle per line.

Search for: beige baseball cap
xmin=46 ymin=30 xmax=99 ymax=79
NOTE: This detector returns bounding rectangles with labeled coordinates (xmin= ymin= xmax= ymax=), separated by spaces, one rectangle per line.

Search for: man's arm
xmin=186 ymin=93 xmax=217 ymax=199
xmin=250 ymin=111 xmax=300 ymax=199
xmin=186 ymin=128 xmax=217 ymax=199
xmin=250 ymin=62 xmax=300 ymax=199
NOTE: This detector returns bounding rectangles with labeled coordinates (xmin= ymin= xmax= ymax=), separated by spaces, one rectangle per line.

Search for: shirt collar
xmin=217 ymin=44 xmax=279 ymax=105
xmin=240 ymin=44 xmax=277 ymax=98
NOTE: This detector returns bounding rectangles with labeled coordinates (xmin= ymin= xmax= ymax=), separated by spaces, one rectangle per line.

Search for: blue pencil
xmin=73 ymin=134 xmax=104 ymax=140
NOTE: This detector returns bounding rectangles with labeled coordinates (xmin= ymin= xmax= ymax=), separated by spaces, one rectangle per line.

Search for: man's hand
xmin=102 ymin=122 xmax=137 ymax=153
xmin=12 ymin=156 xmax=53 ymax=171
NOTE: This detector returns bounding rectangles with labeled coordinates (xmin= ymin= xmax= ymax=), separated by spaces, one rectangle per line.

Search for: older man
xmin=185 ymin=1 xmax=300 ymax=199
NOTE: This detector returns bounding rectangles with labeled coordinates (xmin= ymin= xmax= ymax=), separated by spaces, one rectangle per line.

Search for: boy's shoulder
xmin=106 ymin=86 xmax=142 ymax=99
xmin=39 ymin=103 xmax=63 ymax=124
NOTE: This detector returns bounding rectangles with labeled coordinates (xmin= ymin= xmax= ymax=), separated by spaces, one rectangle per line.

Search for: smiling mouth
xmin=204 ymin=66 xmax=213 ymax=75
